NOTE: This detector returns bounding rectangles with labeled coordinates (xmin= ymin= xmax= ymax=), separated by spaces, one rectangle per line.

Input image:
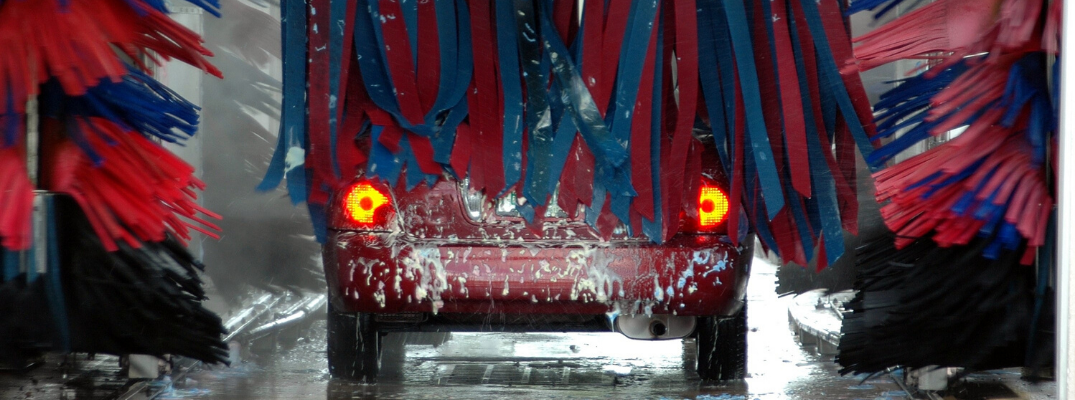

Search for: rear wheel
xmin=326 ymin=305 xmax=380 ymax=381
xmin=696 ymin=303 xmax=747 ymax=381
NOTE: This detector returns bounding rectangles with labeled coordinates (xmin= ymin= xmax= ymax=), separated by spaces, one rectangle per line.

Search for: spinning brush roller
xmin=0 ymin=0 xmax=229 ymax=364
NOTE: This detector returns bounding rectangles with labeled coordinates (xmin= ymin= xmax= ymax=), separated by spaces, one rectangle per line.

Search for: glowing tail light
xmin=698 ymin=186 xmax=730 ymax=228
xmin=344 ymin=182 xmax=391 ymax=225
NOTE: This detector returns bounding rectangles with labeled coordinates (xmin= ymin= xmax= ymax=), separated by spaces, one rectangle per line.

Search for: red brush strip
xmin=0 ymin=0 xmax=220 ymax=113
xmin=552 ymin=0 xmax=578 ymax=44
xmin=45 ymin=118 xmax=220 ymax=252
xmin=596 ymin=1 xmax=630 ymax=114
xmin=850 ymin=0 xmax=1001 ymax=73
xmin=339 ymin=51 xmax=371 ymax=178
xmin=416 ymin=0 xmax=441 ymax=115
xmin=629 ymin=8 xmax=660 ymax=222
xmin=788 ymin=0 xmax=828 ymax=148
xmin=307 ymin=0 xmax=333 ymax=206
xmin=873 ymin=114 xmax=1052 ymax=252
xmin=771 ymin=0 xmax=811 ymax=197
xmin=835 ymin=117 xmax=859 ymax=234
xmin=994 ymin=0 xmax=1043 ymax=53
xmin=580 ymin=0 xmax=604 ymax=111
xmin=685 ymin=139 xmax=703 ymax=215
xmin=727 ymin=70 xmax=747 ymax=248
xmin=0 ymin=149 xmax=34 ymax=250
xmin=466 ymin=0 xmax=504 ymax=195
xmin=1043 ymin=0 xmax=1062 ymax=54
xmin=662 ymin=0 xmax=699 ymax=241
xmin=449 ymin=122 xmax=473 ymax=177
xmin=817 ymin=0 xmax=877 ymax=139
xmin=377 ymin=0 xmax=424 ymax=126
xmin=407 ymin=132 xmax=442 ymax=175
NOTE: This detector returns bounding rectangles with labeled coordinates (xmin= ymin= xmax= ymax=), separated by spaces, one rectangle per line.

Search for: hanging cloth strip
xmin=657 ymin=0 xmax=699 ymax=241
xmin=463 ymin=0 xmax=505 ymax=195
xmin=591 ymin=0 xmax=658 ymax=234
xmin=258 ymin=0 xmax=309 ymax=204
xmin=349 ymin=0 xmax=472 ymax=193
xmin=263 ymin=0 xmax=884 ymax=269
xmin=720 ymin=0 xmax=784 ymax=221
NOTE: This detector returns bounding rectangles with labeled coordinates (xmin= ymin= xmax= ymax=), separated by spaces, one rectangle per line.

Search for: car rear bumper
xmin=323 ymin=231 xmax=753 ymax=318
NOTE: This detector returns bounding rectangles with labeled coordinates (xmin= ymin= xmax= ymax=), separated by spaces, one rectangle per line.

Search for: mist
xmin=199 ymin=0 xmax=322 ymax=304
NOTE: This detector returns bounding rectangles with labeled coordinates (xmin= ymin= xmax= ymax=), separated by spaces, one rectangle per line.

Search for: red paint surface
xmin=324 ymin=231 xmax=751 ymax=317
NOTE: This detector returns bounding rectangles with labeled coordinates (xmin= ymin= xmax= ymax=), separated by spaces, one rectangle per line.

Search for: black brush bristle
xmin=0 ymin=196 xmax=229 ymax=365
xmin=837 ymin=233 xmax=1035 ymax=375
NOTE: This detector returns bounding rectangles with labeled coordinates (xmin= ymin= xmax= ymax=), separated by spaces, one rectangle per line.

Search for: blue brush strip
xmin=743 ymin=151 xmax=779 ymax=255
xmin=366 ymin=125 xmax=404 ymax=187
xmin=1 ymin=90 xmax=18 ymax=148
xmin=786 ymin=1 xmax=824 ymax=241
xmin=431 ymin=101 xmax=468 ymax=165
xmin=722 ymin=0 xmax=785 ymax=220
xmin=427 ymin=0 xmax=472 ymax=121
xmin=978 ymin=198 xmax=1006 ymax=236
xmin=972 ymin=189 xmax=1001 ymax=220
xmin=355 ymin=0 xmax=473 ymax=190
xmin=1002 ymin=54 xmax=1052 ymax=165
xmin=425 ymin=0 xmax=472 ymax=169
xmin=539 ymin=9 xmax=629 ymax=169
xmin=65 ymin=118 xmax=105 ymax=166
xmin=401 ymin=0 xmax=420 ymax=69
xmin=800 ymin=0 xmax=877 ymax=172
xmin=607 ymin=0 xmax=658 ymax=163
xmin=400 ymin=135 xmax=439 ymax=190
xmin=537 ymin=0 xmax=584 ymax=200
xmin=921 ymin=158 xmax=984 ymax=200
xmin=696 ymin=2 xmax=731 ymax=174
xmin=605 ymin=0 xmax=656 ymax=229
xmin=495 ymin=1 xmax=526 ymax=195
xmin=353 ymin=0 xmax=406 ymax=125
xmin=308 ymin=202 xmax=328 ymax=242
xmin=1 ymin=248 xmax=17 ymax=282
xmin=259 ymin=0 xmax=308 ymax=205
xmin=786 ymin=1 xmax=846 ymax=264
xmin=519 ymin=0 xmax=556 ymax=208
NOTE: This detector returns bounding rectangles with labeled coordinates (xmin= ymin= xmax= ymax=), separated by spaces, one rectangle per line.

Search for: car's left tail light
xmin=330 ymin=180 xmax=395 ymax=230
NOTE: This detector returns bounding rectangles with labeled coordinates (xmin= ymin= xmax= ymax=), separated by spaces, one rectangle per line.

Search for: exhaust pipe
xmin=615 ymin=314 xmax=696 ymax=340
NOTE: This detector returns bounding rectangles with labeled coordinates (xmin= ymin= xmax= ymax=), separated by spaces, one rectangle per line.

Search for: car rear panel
xmin=383 ymin=178 xmax=641 ymax=242
xmin=323 ymin=230 xmax=752 ymax=317
xmin=326 ymin=151 xmax=749 ymax=319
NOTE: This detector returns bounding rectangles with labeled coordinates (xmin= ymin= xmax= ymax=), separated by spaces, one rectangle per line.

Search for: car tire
xmin=326 ymin=304 xmax=380 ymax=381
xmin=696 ymin=303 xmax=747 ymax=381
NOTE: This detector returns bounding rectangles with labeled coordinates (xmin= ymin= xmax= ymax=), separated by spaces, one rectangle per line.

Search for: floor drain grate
xmin=442 ymin=364 xmax=487 ymax=385
xmin=434 ymin=362 xmax=616 ymax=386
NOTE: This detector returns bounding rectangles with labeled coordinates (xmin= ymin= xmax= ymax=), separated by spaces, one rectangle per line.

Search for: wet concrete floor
xmin=159 ymin=258 xmax=912 ymax=399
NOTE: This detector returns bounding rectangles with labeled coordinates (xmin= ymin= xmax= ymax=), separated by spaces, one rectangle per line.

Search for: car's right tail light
xmin=698 ymin=185 xmax=730 ymax=228
xmin=683 ymin=177 xmax=730 ymax=234
xmin=330 ymin=179 xmax=395 ymax=230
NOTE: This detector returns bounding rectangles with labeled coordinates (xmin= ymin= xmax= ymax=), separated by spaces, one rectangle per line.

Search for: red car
xmin=322 ymin=142 xmax=753 ymax=382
